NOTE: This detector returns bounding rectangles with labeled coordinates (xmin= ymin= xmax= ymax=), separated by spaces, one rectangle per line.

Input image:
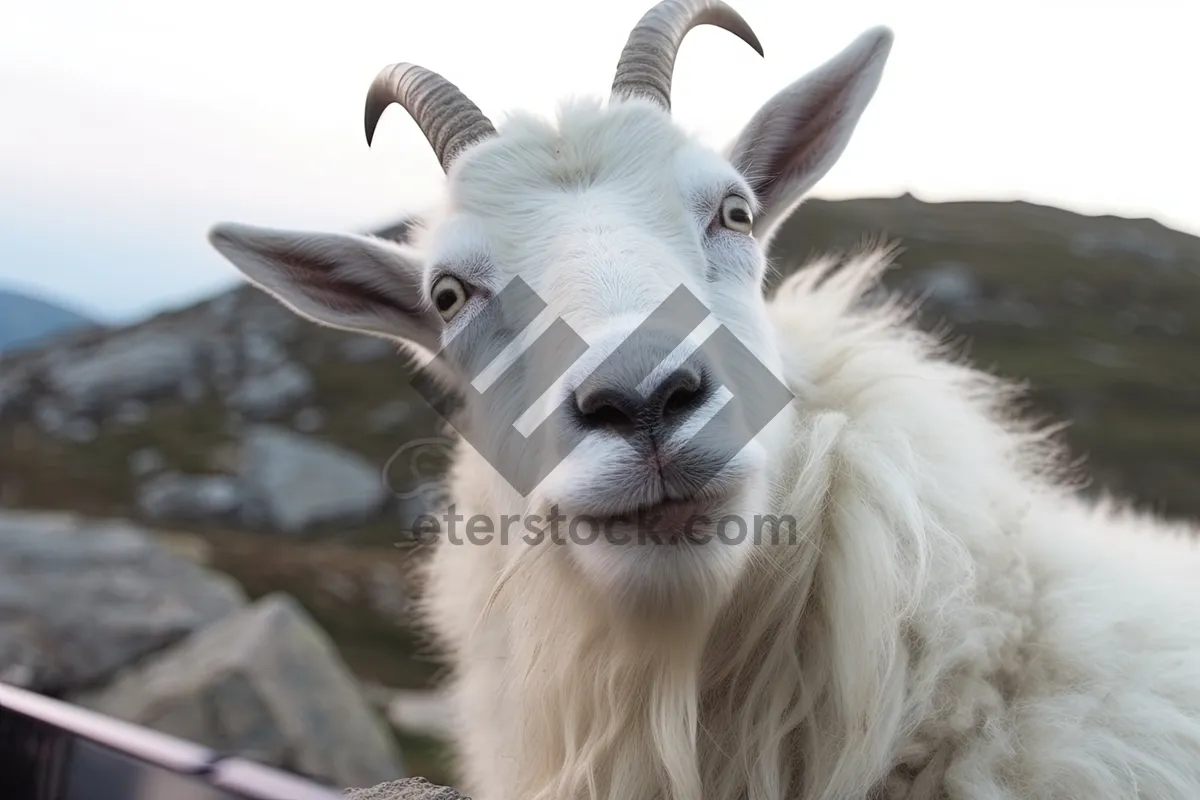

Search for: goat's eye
xmin=719 ymin=195 xmax=753 ymax=234
xmin=432 ymin=275 xmax=468 ymax=321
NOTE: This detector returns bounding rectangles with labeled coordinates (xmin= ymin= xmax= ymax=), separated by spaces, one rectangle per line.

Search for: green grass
xmin=393 ymin=730 xmax=456 ymax=789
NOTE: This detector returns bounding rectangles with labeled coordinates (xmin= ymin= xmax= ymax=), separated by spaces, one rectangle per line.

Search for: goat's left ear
xmin=207 ymin=222 xmax=443 ymax=356
xmin=726 ymin=26 xmax=893 ymax=247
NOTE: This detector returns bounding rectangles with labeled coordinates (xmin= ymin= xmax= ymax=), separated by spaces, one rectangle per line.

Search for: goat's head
xmin=208 ymin=0 xmax=893 ymax=621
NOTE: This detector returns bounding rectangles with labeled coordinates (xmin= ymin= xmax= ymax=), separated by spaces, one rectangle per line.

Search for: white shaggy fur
xmin=420 ymin=247 xmax=1200 ymax=800
xmin=206 ymin=9 xmax=1200 ymax=800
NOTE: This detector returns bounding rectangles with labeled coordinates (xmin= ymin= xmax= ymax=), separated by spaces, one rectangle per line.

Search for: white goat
xmin=207 ymin=2 xmax=1200 ymax=798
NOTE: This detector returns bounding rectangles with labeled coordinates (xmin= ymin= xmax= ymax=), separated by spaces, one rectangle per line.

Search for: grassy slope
xmin=772 ymin=197 xmax=1200 ymax=520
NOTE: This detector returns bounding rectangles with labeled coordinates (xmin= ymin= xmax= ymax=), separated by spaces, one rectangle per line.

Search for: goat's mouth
xmin=538 ymin=445 xmax=760 ymax=552
xmin=600 ymin=498 xmax=714 ymax=544
xmin=563 ymin=488 xmax=740 ymax=547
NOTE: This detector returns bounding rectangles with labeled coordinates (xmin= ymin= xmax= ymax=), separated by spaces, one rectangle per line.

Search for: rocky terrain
xmin=1 ymin=194 xmax=1198 ymax=791
xmin=0 ymin=510 xmax=408 ymax=789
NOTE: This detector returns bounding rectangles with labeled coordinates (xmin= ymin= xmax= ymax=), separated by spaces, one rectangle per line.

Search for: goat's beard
xmin=558 ymin=486 xmax=767 ymax=625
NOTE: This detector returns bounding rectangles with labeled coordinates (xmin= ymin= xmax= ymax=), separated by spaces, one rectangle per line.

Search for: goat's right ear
xmin=726 ymin=26 xmax=893 ymax=248
xmin=207 ymin=223 xmax=443 ymax=355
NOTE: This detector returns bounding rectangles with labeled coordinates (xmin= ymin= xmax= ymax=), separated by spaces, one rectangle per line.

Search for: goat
xmin=207 ymin=2 xmax=1200 ymax=798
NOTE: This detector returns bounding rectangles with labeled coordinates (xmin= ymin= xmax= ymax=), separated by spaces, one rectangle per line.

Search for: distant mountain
xmin=0 ymin=289 xmax=97 ymax=353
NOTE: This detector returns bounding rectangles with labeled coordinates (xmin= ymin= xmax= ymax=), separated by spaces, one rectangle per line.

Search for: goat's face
xmin=418 ymin=103 xmax=797 ymax=615
xmin=208 ymin=1 xmax=892 ymax=620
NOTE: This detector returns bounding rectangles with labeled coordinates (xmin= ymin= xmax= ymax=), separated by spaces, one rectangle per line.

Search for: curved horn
xmin=610 ymin=0 xmax=764 ymax=111
xmin=364 ymin=63 xmax=497 ymax=173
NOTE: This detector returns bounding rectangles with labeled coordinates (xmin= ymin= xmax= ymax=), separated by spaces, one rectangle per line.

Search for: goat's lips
xmin=607 ymin=499 xmax=708 ymax=543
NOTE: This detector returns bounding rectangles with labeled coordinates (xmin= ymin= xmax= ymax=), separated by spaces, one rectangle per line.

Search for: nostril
xmin=585 ymin=403 xmax=635 ymax=431
xmin=662 ymin=379 xmax=701 ymax=417
xmin=571 ymin=363 xmax=710 ymax=433
xmin=574 ymin=387 xmax=640 ymax=433
xmin=655 ymin=367 xmax=707 ymax=421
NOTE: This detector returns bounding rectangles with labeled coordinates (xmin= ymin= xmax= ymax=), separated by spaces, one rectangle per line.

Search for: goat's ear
xmin=726 ymin=26 xmax=893 ymax=246
xmin=207 ymin=222 xmax=443 ymax=355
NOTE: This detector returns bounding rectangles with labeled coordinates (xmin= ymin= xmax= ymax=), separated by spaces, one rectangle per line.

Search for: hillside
xmin=772 ymin=196 xmax=1200 ymax=512
xmin=1 ymin=194 xmax=1198 ymax=783
xmin=0 ymin=288 xmax=98 ymax=353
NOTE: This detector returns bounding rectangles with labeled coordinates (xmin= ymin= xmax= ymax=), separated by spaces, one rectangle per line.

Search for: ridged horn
xmin=610 ymin=0 xmax=764 ymax=111
xmin=364 ymin=63 xmax=497 ymax=173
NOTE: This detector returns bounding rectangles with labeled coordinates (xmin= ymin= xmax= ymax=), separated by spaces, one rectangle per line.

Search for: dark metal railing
xmin=0 ymin=681 xmax=343 ymax=800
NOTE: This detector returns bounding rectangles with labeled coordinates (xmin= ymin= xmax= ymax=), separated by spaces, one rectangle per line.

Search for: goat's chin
xmin=563 ymin=494 xmax=759 ymax=624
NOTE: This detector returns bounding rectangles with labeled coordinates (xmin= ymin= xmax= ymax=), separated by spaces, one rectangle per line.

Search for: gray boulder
xmin=344 ymin=778 xmax=467 ymax=800
xmin=384 ymin=689 xmax=454 ymax=741
xmin=0 ymin=510 xmax=245 ymax=692
xmin=75 ymin=592 xmax=406 ymax=790
xmin=229 ymin=361 xmax=314 ymax=419
xmin=136 ymin=471 xmax=244 ymax=523
xmin=40 ymin=329 xmax=203 ymax=411
xmin=239 ymin=426 xmax=388 ymax=533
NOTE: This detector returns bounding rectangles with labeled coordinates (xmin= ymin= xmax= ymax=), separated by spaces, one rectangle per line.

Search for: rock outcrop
xmin=238 ymin=426 xmax=389 ymax=534
xmin=0 ymin=510 xmax=412 ymax=789
xmin=0 ymin=510 xmax=245 ymax=692
xmin=344 ymin=778 xmax=467 ymax=800
xmin=75 ymin=592 xmax=406 ymax=789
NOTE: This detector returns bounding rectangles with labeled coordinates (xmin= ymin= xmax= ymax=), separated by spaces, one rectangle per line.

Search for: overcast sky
xmin=1 ymin=0 xmax=1197 ymax=324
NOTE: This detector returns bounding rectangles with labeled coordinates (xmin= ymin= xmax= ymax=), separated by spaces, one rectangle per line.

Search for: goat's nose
xmin=573 ymin=362 xmax=711 ymax=435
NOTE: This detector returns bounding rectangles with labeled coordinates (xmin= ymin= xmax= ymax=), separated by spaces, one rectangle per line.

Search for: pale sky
xmin=1 ymin=0 xmax=1197 ymax=324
